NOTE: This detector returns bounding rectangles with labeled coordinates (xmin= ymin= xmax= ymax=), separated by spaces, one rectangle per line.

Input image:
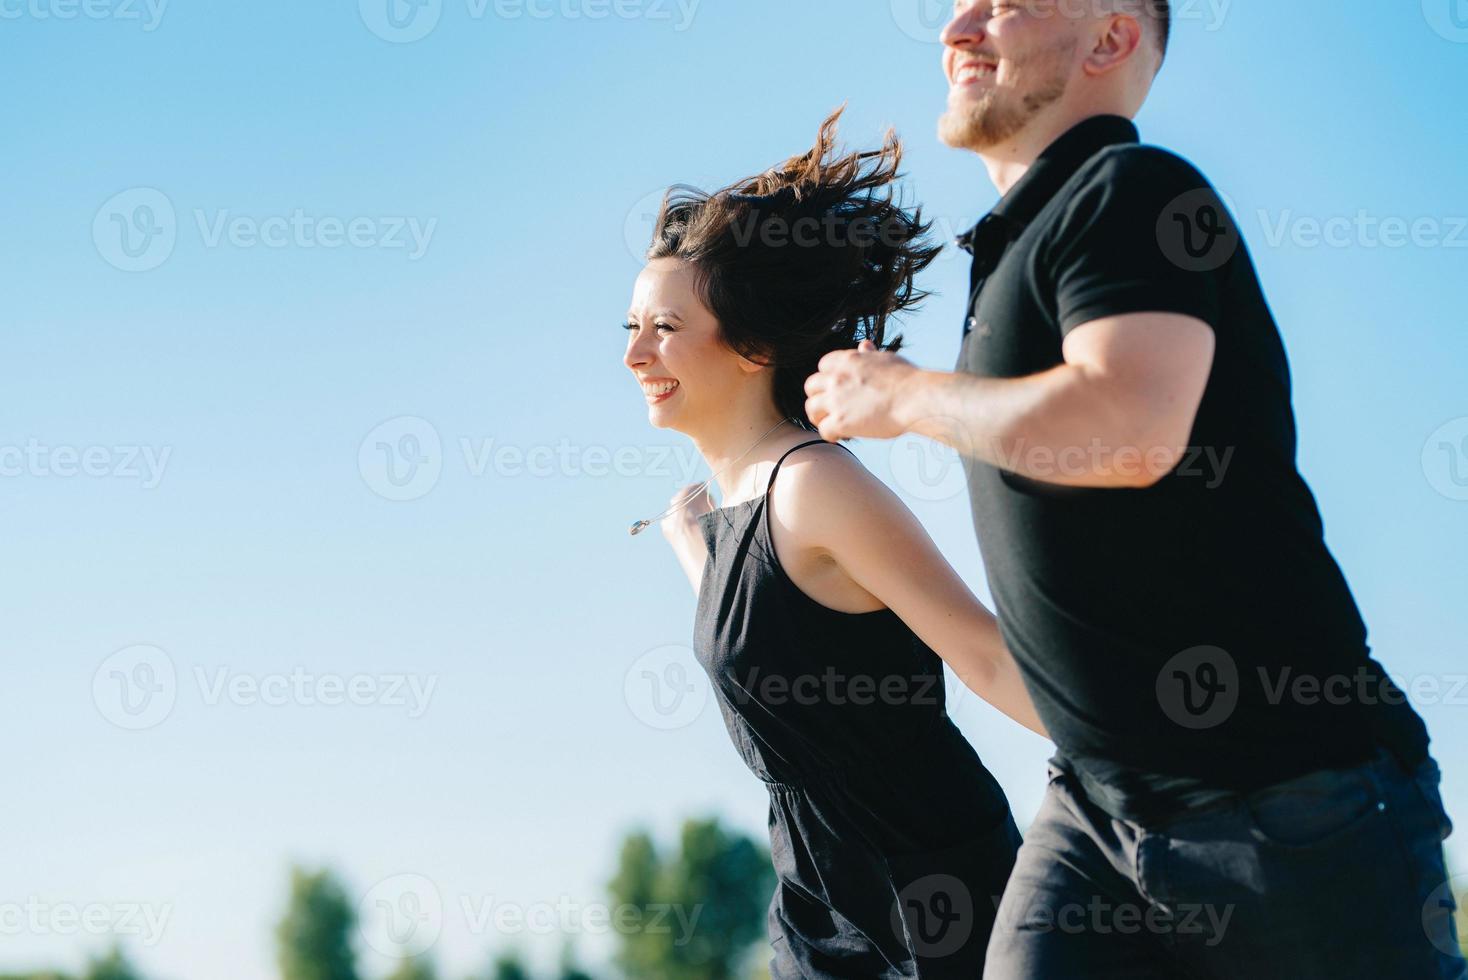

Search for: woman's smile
xmin=640 ymin=377 xmax=681 ymax=404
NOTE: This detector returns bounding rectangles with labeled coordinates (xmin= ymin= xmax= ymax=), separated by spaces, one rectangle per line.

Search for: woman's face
xmin=624 ymin=257 xmax=761 ymax=433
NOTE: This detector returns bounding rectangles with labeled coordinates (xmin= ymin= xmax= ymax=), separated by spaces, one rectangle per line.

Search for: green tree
xmin=609 ymin=817 xmax=773 ymax=980
xmin=276 ymin=867 xmax=360 ymax=980
xmin=81 ymin=945 xmax=141 ymax=980
xmin=384 ymin=955 xmax=437 ymax=980
xmin=555 ymin=941 xmax=596 ymax=980
xmin=487 ymin=951 xmax=533 ymax=980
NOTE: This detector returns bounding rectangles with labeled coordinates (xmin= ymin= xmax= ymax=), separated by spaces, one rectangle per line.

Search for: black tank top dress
xmin=692 ymin=440 xmax=1022 ymax=979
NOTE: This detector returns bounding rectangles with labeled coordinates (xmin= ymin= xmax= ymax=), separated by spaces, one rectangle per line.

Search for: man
xmin=804 ymin=1 xmax=1464 ymax=976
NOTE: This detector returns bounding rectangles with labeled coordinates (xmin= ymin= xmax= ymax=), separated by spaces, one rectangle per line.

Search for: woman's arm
xmin=769 ymin=450 xmax=1049 ymax=738
xmin=660 ymin=483 xmax=713 ymax=597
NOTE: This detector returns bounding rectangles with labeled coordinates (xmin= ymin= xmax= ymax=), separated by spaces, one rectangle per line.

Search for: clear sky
xmin=3 ymin=2 xmax=1466 ymax=978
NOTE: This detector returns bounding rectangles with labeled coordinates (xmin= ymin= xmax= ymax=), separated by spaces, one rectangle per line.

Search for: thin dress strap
xmin=761 ymin=440 xmax=856 ymax=558
xmin=763 ymin=440 xmax=850 ymax=496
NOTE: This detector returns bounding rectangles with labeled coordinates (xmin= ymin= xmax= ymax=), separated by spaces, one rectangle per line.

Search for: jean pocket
xmin=1412 ymin=758 xmax=1455 ymax=843
xmin=1243 ymin=766 xmax=1385 ymax=849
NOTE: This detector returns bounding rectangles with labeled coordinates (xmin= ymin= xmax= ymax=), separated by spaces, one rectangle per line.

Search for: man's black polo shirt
xmin=955 ymin=115 xmax=1429 ymax=823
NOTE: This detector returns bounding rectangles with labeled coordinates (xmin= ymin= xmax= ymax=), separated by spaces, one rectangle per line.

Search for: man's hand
xmin=804 ymin=340 xmax=922 ymax=443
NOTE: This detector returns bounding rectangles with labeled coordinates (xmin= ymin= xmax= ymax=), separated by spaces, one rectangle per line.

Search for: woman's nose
xmin=624 ymin=329 xmax=654 ymax=371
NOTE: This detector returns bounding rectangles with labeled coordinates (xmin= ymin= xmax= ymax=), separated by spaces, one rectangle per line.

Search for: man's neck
xmin=979 ymin=108 xmax=1129 ymax=195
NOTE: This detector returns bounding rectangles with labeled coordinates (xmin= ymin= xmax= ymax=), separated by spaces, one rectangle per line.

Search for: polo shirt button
xmin=967 ymin=316 xmax=979 ymax=332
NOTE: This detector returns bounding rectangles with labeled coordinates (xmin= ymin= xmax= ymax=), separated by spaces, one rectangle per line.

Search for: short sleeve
xmin=1043 ymin=146 xmax=1232 ymax=337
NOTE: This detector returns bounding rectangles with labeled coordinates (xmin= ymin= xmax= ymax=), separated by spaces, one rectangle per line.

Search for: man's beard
xmin=939 ymin=42 xmax=1075 ymax=151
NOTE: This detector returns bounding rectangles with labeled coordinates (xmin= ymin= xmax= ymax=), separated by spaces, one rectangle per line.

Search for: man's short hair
xmin=1151 ymin=0 xmax=1172 ymax=63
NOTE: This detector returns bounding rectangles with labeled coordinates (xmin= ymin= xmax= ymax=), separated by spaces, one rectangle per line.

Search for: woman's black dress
xmin=692 ymin=440 xmax=1022 ymax=979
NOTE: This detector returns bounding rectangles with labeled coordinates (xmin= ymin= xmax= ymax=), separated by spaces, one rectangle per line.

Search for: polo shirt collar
xmin=956 ymin=114 xmax=1140 ymax=254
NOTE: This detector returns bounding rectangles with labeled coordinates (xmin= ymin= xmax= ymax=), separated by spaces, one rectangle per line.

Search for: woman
xmin=623 ymin=108 xmax=1044 ymax=978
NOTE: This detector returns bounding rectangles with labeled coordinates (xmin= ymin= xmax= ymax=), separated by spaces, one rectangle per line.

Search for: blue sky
xmin=2 ymin=1 xmax=1466 ymax=977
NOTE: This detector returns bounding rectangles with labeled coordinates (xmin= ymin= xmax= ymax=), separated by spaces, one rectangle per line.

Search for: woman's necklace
xmin=630 ymin=417 xmax=797 ymax=536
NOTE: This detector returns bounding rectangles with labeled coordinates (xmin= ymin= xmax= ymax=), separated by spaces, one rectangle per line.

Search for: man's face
xmin=939 ymin=0 xmax=1084 ymax=151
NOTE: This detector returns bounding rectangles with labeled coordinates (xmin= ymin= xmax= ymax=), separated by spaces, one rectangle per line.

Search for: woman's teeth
xmin=643 ymin=380 xmax=680 ymax=398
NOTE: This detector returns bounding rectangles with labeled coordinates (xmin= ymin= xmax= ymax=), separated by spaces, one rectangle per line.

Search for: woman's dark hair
xmin=646 ymin=106 xmax=942 ymax=428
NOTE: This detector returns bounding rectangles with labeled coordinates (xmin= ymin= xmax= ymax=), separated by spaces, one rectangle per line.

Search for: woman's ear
xmin=737 ymin=353 xmax=770 ymax=375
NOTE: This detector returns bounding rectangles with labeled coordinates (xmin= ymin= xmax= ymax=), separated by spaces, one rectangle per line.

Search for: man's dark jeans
xmin=984 ymin=750 xmax=1465 ymax=979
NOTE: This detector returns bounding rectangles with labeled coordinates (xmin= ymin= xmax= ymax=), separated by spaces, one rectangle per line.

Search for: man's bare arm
xmin=805 ymin=313 xmax=1215 ymax=488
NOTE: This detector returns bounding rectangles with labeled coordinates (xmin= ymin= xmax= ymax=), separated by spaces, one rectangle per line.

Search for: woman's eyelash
xmin=624 ymin=321 xmax=675 ymax=332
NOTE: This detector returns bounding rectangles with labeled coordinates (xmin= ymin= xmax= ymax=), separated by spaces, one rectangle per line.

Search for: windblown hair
xmin=646 ymin=106 xmax=941 ymax=428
